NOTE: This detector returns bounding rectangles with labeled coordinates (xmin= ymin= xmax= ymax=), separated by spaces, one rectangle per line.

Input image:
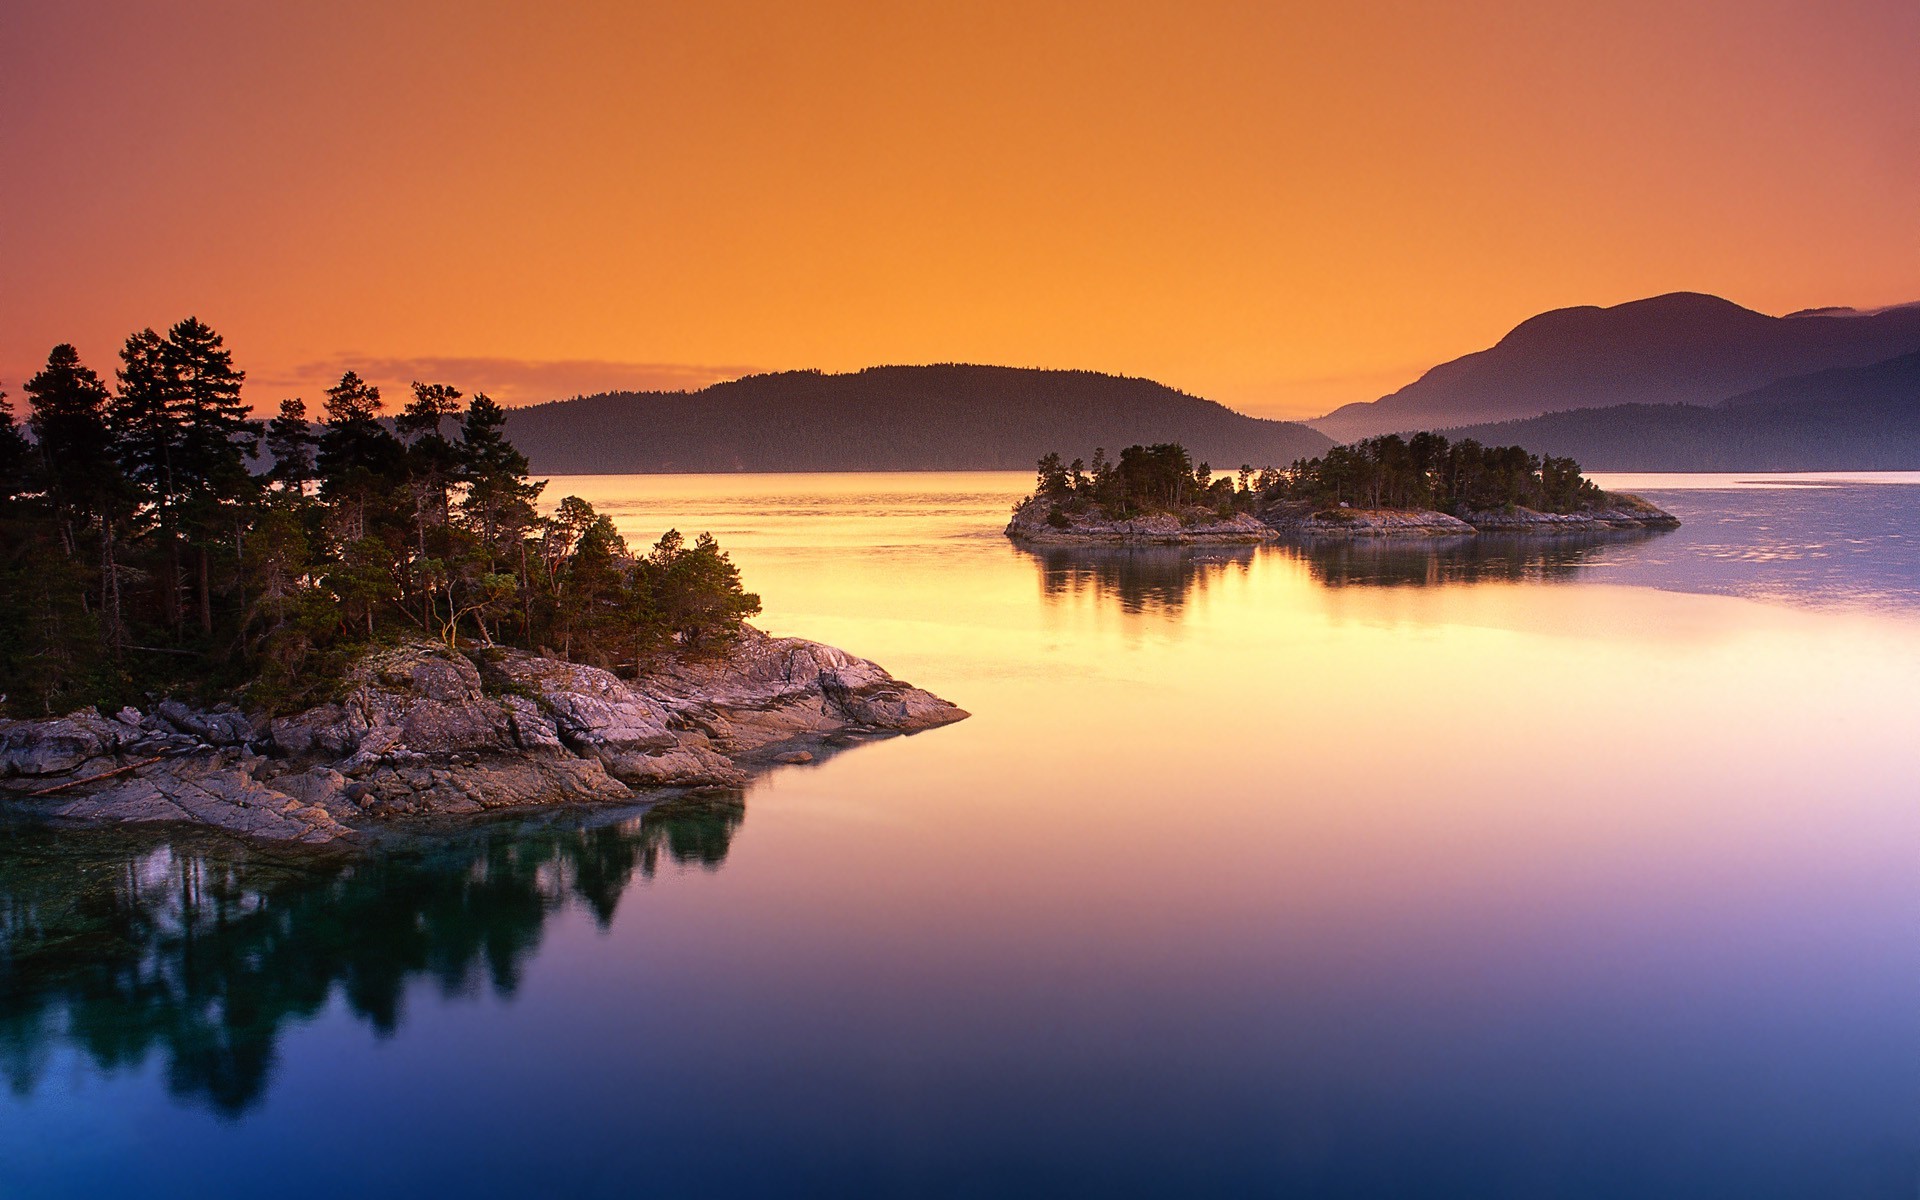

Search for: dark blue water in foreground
xmin=4 ymin=473 xmax=1919 ymax=1198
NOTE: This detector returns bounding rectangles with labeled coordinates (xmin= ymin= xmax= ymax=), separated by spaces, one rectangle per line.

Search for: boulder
xmin=0 ymin=711 xmax=131 ymax=777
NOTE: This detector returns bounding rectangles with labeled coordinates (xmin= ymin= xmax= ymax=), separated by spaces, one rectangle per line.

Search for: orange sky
xmin=3 ymin=0 xmax=1916 ymax=419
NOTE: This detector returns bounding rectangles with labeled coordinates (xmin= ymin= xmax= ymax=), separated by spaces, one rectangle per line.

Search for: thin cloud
xmin=252 ymin=356 xmax=762 ymax=409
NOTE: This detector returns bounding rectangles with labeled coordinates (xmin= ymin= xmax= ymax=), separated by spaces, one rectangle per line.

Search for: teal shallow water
xmin=3 ymin=472 xmax=1919 ymax=1198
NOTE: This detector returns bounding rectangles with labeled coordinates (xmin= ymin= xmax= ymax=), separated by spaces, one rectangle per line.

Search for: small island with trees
xmin=0 ymin=320 xmax=965 ymax=845
xmin=1006 ymin=434 xmax=1678 ymax=544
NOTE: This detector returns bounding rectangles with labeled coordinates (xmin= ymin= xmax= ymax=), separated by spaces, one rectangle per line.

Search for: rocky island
xmin=0 ymin=322 xmax=965 ymax=847
xmin=1007 ymin=435 xmax=1677 ymax=545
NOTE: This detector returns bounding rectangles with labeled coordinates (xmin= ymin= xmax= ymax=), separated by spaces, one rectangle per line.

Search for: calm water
xmin=5 ymin=472 xmax=1920 ymax=1198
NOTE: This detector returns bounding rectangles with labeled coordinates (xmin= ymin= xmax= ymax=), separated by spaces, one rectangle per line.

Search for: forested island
xmin=1005 ymin=434 xmax=1677 ymax=544
xmin=0 ymin=321 xmax=965 ymax=843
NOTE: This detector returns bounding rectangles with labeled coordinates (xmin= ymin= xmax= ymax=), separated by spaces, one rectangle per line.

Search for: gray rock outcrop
xmin=1259 ymin=493 xmax=1679 ymax=537
xmin=1 ymin=628 xmax=967 ymax=846
xmin=1260 ymin=502 xmax=1478 ymax=537
xmin=1005 ymin=496 xmax=1277 ymax=545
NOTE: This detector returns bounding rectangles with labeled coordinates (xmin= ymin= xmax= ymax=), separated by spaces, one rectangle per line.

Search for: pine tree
xmin=316 ymin=371 xmax=403 ymax=540
xmin=165 ymin=317 xmax=260 ymax=634
xmin=0 ymin=390 xmax=29 ymax=502
xmin=397 ymin=381 xmax=465 ymax=556
xmin=26 ymin=345 xmax=130 ymax=654
xmin=112 ymin=327 xmax=188 ymax=628
xmin=458 ymin=393 xmax=544 ymax=567
xmin=265 ymin=398 xmax=318 ymax=490
xmin=25 ymin=345 xmax=118 ymax=547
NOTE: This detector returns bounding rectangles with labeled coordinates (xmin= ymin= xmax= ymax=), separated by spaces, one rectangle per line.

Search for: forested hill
xmin=1442 ymin=349 xmax=1920 ymax=470
xmin=503 ymin=365 xmax=1332 ymax=474
xmin=1314 ymin=293 xmax=1920 ymax=442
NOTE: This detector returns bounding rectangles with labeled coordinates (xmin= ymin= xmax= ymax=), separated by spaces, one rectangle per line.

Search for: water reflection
xmin=1282 ymin=530 xmax=1667 ymax=589
xmin=0 ymin=795 xmax=744 ymax=1117
xmin=1023 ymin=545 xmax=1257 ymax=613
xmin=1020 ymin=531 xmax=1670 ymax=611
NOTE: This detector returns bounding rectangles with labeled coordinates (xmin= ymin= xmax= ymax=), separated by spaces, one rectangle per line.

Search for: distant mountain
xmin=1442 ymin=350 xmax=1920 ymax=471
xmin=504 ymin=365 xmax=1332 ymax=474
xmin=1718 ymin=347 xmax=1920 ymax=415
xmin=1313 ymin=292 xmax=1920 ymax=442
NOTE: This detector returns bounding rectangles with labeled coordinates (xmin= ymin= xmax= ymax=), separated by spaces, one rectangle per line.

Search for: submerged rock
xmin=0 ymin=629 xmax=967 ymax=846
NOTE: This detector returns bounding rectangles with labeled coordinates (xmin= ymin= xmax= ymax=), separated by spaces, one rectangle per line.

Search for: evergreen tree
xmin=397 ymin=381 xmax=465 ymax=556
xmin=458 ymin=393 xmax=544 ymax=575
xmin=316 ymin=371 xmax=403 ymax=539
xmin=555 ymin=512 xmax=632 ymax=663
xmin=2 ymin=330 xmax=776 ymax=715
xmin=165 ymin=317 xmax=260 ymax=634
xmin=265 ymin=398 xmax=318 ymax=490
xmin=25 ymin=345 xmax=130 ymax=654
xmin=112 ymin=327 xmax=187 ymax=628
xmin=649 ymin=530 xmax=760 ymax=650
xmin=25 ymin=345 xmax=119 ymax=548
xmin=0 ymin=389 xmax=29 ymax=502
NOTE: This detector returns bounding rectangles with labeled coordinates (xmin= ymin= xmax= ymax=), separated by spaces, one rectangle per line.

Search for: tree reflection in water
xmin=1027 ymin=545 xmax=1258 ymax=613
xmin=1280 ymin=530 xmax=1666 ymax=589
xmin=0 ymin=794 xmax=743 ymax=1117
xmin=1023 ymin=531 xmax=1668 ymax=609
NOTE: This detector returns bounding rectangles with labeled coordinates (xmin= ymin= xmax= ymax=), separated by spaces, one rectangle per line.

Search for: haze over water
xmin=4 ymin=473 xmax=1919 ymax=1197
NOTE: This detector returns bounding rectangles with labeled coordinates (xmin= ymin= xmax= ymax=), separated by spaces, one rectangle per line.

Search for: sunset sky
xmin=3 ymin=0 xmax=1916 ymax=419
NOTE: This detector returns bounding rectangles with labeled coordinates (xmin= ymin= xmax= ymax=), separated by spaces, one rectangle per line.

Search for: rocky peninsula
xmin=0 ymin=629 xmax=966 ymax=846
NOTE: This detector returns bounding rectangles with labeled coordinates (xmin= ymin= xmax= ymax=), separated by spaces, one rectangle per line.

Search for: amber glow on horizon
xmin=3 ymin=1 xmax=1917 ymax=419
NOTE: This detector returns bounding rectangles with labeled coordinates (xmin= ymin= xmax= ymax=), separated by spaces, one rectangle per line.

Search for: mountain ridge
xmin=1439 ymin=348 xmax=1920 ymax=470
xmin=1313 ymin=292 xmax=1920 ymax=441
xmin=504 ymin=364 xmax=1332 ymax=475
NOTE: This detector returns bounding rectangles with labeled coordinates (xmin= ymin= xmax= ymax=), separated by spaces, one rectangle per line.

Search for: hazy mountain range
xmin=1441 ymin=348 xmax=1920 ymax=471
xmin=505 ymin=365 xmax=1331 ymax=475
xmin=500 ymin=293 xmax=1919 ymax=475
xmin=1310 ymin=292 xmax=1920 ymax=469
xmin=1313 ymin=292 xmax=1920 ymax=440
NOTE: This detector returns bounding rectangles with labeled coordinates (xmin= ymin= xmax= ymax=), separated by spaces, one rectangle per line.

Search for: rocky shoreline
xmin=0 ymin=629 xmax=966 ymax=846
xmin=1005 ymin=497 xmax=1277 ymax=544
xmin=1007 ymin=492 xmax=1677 ymax=545
xmin=1261 ymin=493 xmax=1679 ymax=537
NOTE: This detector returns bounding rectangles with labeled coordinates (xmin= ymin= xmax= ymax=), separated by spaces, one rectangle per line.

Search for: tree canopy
xmin=1025 ymin=433 xmax=1610 ymax=523
xmin=0 ymin=321 xmax=761 ymax=716
xmin=1266 ymin=433 xmax=1606 ymax=513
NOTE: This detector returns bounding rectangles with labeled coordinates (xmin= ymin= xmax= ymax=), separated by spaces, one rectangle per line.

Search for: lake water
xmin=4 ymin=472 xmax=1919 ymax=1198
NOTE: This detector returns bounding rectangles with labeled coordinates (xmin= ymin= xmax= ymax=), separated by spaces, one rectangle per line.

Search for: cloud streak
xmin=252 ymin=356 xmax=763 ymax=410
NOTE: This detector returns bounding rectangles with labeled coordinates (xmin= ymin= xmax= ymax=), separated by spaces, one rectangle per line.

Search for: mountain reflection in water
xmin=0 ymin=795 xmax=744 ymax=1117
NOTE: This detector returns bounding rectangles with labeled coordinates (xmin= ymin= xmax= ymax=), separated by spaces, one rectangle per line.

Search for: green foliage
xmin=1027 ymin=435 xmax=1605 ymax=522
xmin=1028 ymin=442 xmax=1259 ymax=518
xmin=1268 ymin=433 xmax=1606 ymax=514
xmin=0 ymin=323 xmax=769 ymax=717
xmin=264 ymin=397 xmax=316 ymax=489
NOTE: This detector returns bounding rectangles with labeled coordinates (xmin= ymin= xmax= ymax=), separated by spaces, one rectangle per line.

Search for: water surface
xmin=4 ymin=472 xmax=1918 ymax=1197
